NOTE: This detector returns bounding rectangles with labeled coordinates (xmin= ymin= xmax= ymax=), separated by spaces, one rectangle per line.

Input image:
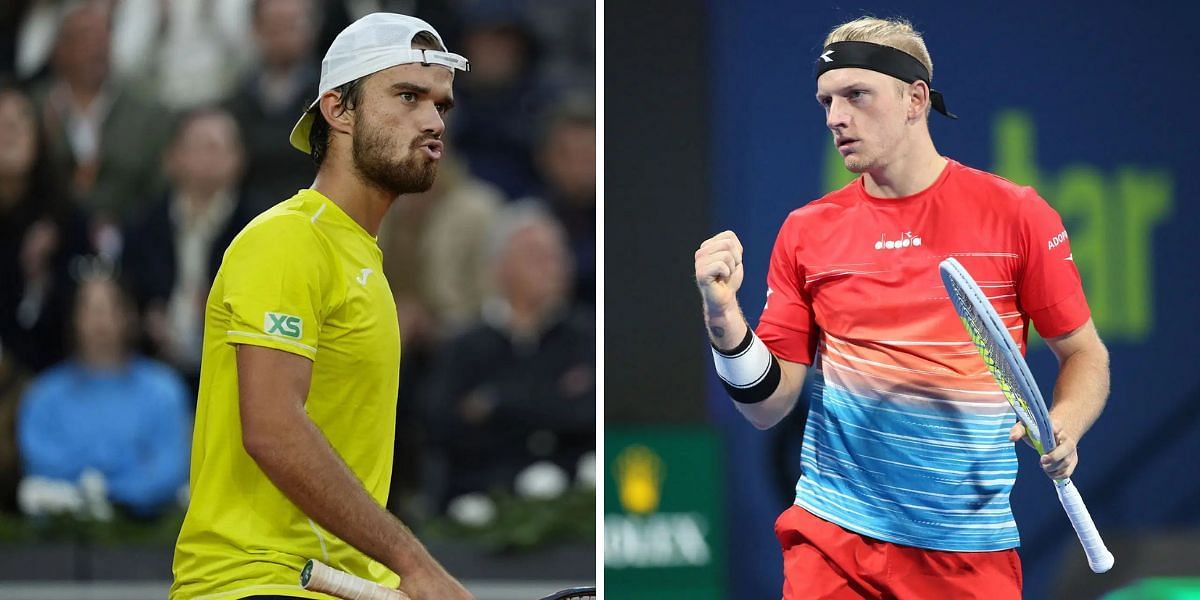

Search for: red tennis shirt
xmin=755 ymin=158 xmax=1090 ymax=551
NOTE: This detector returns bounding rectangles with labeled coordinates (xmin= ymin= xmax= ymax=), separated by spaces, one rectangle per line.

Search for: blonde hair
xmin=824 ymin=17 xmax=933 ymax=80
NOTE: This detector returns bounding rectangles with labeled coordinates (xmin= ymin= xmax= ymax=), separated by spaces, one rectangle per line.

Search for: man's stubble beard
xmin=351 ymin=115 xmax=439 ymax=197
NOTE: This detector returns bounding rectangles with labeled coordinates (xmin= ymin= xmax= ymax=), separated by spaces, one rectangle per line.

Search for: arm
xmin=107 ymin=372 xmax=191 ymax=516
xmin=1010 ymin=319 xmax=1110 ymax=479
xmin=17 ymin=379 xmax=80 ymax=481
xmin=695 ymin=231 xmax=808 ymax=429
xmin=237 ymin=345 xmax=470 ymax=599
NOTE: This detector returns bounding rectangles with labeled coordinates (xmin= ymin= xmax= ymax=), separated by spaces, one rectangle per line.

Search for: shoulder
xmin=129 ymin=358 xmax=188 ymax=402
xmin=25 ymin=364 xmax=76 ymax=397
xmin=948 ymin=160 xmax=1043 ymax=208
xmin=226 ymin=194 xmax=334 ymax=260
xmin=777 ymin=180 xmax=861 ymax=234
xmin=130 ymin=357 xmax=182 ymax=383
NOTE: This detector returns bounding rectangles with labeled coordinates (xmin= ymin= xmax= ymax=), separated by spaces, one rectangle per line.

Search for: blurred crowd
xmin=0 ymin=0 xmax=595 ymax=529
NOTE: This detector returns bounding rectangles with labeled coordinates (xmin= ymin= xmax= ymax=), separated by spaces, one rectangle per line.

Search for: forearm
xmin=246 ymin=410 xmax=446 ymax=579
xmin=709 ymin=323 xmax=808 ymax=429
xmin=1049 ymin=345 xmax=1110 ymax=441
xmin=732 ymin=373 xmax=804 ymax=430
xmin=703 ymin=297 xmax=749 ymax=352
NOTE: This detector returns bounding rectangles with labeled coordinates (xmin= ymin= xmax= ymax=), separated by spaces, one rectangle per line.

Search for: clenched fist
xmin=695 ymin=230 xmax=745 ymax=314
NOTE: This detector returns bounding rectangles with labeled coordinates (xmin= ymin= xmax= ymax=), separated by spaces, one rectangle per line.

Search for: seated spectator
xmin=123 ymin=107 xmax=261 ymax=383
xmin=32 ymin=1 xmax=173 ymax=225
xmin=376 ymin=156 xmax=502 ymax=515
xmin=110 ymin=0 xmax=251 ymax=111
xmin=423 ymin=203 xmax=594 ymax=510
xmin=0 ymin=80 xmax=91 ymax=372
xmin=379 ymin=156 xmax=504 ymax=340
xmin=527 ymin=97 xmax=595 ymax=307
xmin=226 ymin=0 xmax=320 ymax=202
xmin=17 ymin=273 xmax=190 ymax=519
xmin=449 ymin=9 xmax=551 ymax=199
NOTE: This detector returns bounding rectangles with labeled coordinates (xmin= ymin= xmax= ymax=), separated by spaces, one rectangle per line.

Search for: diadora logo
xmin=819 ymin=50 xmax=835 ymax=63
xmin=1048 ymin=230 xmax=1068 ymax=250
xmin=874 ymin=231 xmax=922 ymax=250
xmin=265 ymin=312 xmax=302 ymax=339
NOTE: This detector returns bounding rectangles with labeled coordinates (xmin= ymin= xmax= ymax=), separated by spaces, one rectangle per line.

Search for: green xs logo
xmin=265 ymin=312 xmax=302 ymax=339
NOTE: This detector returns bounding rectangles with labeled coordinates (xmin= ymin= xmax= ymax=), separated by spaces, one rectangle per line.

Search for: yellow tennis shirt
xmin=171 ymin=189 xmax=401 ymax=599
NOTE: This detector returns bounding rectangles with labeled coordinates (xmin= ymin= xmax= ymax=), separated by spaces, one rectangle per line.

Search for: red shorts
xmin=775 ymin=505 xmax=1022 ymax=600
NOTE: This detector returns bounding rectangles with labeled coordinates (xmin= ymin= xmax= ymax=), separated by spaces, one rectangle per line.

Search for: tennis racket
xmin=300 ymin=559 xmax=596 ymax=599
xmin=300 ymin=559 xmax=407 ymax=600
xmin=537 ymin=586 xmax=597 ymax=600
xmin=938 ymin=257 xmax=1114 ymax=574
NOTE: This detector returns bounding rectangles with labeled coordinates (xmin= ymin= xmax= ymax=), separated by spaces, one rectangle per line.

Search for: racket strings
xmin=950 ymin=282 xmax=1042 ymax=446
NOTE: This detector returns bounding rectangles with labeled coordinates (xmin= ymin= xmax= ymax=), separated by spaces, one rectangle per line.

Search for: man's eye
xmin=400 ymin=92 xmax=417 ymax=102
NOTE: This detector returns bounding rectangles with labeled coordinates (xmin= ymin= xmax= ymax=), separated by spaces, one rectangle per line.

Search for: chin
xmin=843 ymin=155 xmax=870 ymax=173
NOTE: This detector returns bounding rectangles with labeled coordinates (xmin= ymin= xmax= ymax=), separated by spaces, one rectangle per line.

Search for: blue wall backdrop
xmin=704 ymin=2 xmax=1199 ymax=598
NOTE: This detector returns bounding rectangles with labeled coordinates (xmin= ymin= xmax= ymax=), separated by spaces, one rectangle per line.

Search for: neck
xmin=178 ymin=185 xmax=228 ymax=206
xmin=79 ymin=345 xmax=126 ymax=370
xmin=863 ymin=131 xmax=946 ymax=198
xmin=262 ymin=61 xmax=300 ymax=82
xmin=66 ymin=79 xmax=103 ymax=109
xmin=311 ymin=166 xmax=393 ymax=237
xmin=508 ymin=296 xmax=561 ymax=335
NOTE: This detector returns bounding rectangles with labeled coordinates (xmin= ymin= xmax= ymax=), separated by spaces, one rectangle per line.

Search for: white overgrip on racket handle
xmin=301 ymin=559 xmax=409 ymax=600
xmin=1054 ymin=479 xmax=1114 ymax=573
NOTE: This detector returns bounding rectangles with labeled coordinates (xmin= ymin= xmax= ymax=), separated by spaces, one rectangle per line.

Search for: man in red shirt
xmin=694 ymin=16 xmax=1110 ymax=599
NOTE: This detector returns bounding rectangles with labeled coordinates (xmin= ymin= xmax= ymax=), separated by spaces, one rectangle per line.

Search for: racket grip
xmin=300 ymin=559 xmax=408 ymax=600
xmin=1054 ymin=479 xmax=1115 ymax=573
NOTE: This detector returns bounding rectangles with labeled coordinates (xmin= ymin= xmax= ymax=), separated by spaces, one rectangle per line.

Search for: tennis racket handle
xmin=1054 ymin=479 xmax=1114 ymax=573
xmin=301 ymin=559 xmax=408 ymax=600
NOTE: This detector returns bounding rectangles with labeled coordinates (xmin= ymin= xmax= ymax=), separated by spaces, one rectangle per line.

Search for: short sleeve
xmin=755 ymin=214 xmax=820 ymax=365
xmin=220 ymin=215 xmax=334 ymax=360
xmin=1017 ymin=191 xmax=1091 ymax=338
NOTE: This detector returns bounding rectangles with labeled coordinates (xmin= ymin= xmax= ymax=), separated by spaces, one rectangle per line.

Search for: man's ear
xmin=908 ymin=80 xmax=930 ymax=121
xmin=319 ymin=92 xmax=355 ymax=135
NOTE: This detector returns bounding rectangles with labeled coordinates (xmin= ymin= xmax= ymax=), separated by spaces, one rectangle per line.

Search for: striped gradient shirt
xmin=756 ymin=159 xmax=1090 ymax=551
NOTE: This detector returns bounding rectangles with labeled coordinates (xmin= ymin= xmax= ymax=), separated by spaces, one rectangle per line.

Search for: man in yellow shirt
xmin=171 ymin=13 xmax=471 ymax=600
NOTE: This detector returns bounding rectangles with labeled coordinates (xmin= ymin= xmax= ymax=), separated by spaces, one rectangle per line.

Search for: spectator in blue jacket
xmin=17 ymin=270 xmax=190 ymax=519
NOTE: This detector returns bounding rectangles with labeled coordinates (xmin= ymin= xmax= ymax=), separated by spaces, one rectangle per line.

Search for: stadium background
xmin=0 ymin=0 xmax=595 ymax=598
xmin=607 ymin=1 xmax=1199 ymax=598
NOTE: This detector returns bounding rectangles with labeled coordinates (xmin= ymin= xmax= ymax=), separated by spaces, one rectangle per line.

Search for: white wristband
xmin=712 ymin=329 xmax=773 ymax=388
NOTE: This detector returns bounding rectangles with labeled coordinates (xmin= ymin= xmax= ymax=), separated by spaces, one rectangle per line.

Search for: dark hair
xmin=66 ymin=259 xmax=138 ymax=353
xmin=169 ymin=105 xmax=241 ymax=149
xmin=305 ymin=31 xmax=445 ymax=166
xmin=536 ymin=93 xmax=596 ymax=152
xmin=305 ymin=78 xmax=364 ymax=166
xmin=0 ymin=78 xmax=68 ymax=219
xmin=252 ymin=0 xmax=317 ymax=24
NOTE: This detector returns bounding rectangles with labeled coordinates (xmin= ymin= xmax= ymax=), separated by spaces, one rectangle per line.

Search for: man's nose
xmin=826 ymin=97 xmax=850 ymax=131
xmin=420 ymin=104 xmax=445 ymax=137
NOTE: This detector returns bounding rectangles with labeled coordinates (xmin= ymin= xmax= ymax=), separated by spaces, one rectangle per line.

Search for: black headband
xmin=815 ymin=41 xmax=957 ymax=119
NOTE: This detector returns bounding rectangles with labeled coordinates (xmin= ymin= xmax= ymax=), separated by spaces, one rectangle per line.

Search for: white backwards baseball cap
xmin=289 ymin=13 xmax=470 ymax=154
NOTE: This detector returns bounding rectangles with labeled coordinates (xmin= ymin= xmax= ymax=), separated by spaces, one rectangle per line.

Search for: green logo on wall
xmin=605 ymin=428 xmax=726 ymax=599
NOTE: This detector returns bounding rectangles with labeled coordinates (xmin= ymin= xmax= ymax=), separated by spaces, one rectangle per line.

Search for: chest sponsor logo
xmin=874 ymin=231 xmax=922 ymax=250
xmin=265 ymin=312 xmax=302 ymax=339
